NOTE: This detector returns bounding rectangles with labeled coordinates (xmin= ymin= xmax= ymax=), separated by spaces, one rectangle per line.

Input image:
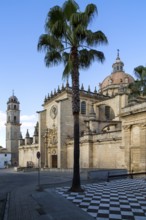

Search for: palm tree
xmin=37 ymin=0 xmax=108 ymax=192
xmin=129 ymin=65 xmax=146 ymax=98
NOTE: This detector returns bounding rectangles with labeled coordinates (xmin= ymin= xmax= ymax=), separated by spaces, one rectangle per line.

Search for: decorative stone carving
xmin=51 ymin=149 xmax=57 ymax=155
xmin=50 ymin=105 xmax=58 ymax=119
xmin=47 ymin=124 xmax=58 ymax=150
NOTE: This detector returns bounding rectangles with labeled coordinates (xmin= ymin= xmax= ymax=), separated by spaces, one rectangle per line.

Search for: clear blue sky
xmin=0 ymin=0 xmax=146 ymax=147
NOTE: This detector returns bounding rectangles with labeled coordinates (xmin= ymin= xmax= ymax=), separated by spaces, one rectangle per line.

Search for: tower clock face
xmin=50 ymin=105 xmax=58 ymax=119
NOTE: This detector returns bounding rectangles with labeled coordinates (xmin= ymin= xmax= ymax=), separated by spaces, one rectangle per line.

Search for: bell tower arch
xmin=6 ymin=92 xmax=21 ymax=165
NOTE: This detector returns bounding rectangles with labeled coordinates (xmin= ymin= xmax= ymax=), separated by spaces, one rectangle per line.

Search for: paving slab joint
xmin=3 ymin=192 xmax=10 ymax=220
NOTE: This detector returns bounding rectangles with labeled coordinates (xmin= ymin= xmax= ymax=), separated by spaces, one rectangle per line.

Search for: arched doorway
xmin=52 ymin=155 xmax=57 ymax=168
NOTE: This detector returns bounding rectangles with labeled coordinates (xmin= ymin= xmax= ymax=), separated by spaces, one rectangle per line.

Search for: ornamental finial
xmin=117 ymin=49 xmax=120 ymax=59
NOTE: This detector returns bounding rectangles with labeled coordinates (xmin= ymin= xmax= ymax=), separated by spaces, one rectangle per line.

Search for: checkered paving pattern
xmin=56 ymin=179 xmax=146 ymax=220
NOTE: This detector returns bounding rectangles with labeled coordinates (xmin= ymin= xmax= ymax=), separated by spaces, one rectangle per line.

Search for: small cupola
xmin=7 ymin=91 xmax=20 ymax=111
xmin=7 ymin=91 xmax=19 ymax=104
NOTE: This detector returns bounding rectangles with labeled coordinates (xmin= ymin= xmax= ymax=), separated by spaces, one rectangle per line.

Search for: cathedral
xmin=6 ymin=52 xmax=146 ymax=172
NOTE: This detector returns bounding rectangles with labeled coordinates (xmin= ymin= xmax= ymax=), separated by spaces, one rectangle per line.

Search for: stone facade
xmin=18 ymin=52 xmax=146 ymax=172
xmin=37 ymin=87 xmax=105 ymax=169
xmin=19 ymin=124 xmax=39 ymax=168
xmin=121 ymin=101 xmax=146 ymax=172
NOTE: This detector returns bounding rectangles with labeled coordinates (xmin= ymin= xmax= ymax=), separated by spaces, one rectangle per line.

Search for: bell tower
xmin=6 ymin=92 xmax=21 ymax=165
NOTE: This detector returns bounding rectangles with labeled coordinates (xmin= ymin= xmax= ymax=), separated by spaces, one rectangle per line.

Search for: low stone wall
xmin=88 ymin=169 xmax=127 ymax=181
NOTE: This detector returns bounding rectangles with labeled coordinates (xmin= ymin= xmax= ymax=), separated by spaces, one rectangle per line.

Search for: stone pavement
xmin=3 ymin=172 xmax=93 ymax=220
xmin=0 ymin=193 xmax=7 ymax=220
xmin=3 ymin=175 xmax=146 ymax=220
xmin=55 ymin=178 xmax=146 ymax=220
xmin=3 ymin=175 xmax=94 ymax=220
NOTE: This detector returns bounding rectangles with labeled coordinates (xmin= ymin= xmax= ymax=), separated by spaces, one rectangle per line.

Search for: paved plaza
xmin=1 ymin=169 xmax=146 ymax=220
xmin=54 ymin=178 xmax=146 ymax=220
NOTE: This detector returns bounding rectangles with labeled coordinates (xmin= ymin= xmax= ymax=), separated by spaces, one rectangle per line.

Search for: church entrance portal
xmin=52 ymin=155 xmax=57 ymax=168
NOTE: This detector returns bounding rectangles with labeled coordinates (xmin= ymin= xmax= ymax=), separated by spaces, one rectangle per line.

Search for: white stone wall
xmin=0 ymin=153 xmax=11 ymax=168
xmin=67 ymin=143 xmax=73 ymax=168
xmin=19 ymin=145 xmax=39 ymax=167
xmin=80 ymin=144 xmax=91 ymax=168
xmin=93 ymin=141 xmax=124 ymax=168
xmin=66 ymin=130 xmax=124 ymax=169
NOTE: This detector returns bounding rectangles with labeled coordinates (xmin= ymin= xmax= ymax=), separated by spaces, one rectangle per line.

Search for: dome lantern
xmin=112 ymin=49 xmax=124 ymax=73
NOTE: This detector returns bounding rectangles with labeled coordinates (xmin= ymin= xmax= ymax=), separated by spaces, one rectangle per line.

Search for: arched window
xmin=105 ymin=106 xmax=110 ymax=120
xmin=14 ymin=116 xmax=16 ymax=123
xmin=14 ymin=105 xmax=16 ymax=110
xmin=81 ymin=101 xmax=86 ymax=114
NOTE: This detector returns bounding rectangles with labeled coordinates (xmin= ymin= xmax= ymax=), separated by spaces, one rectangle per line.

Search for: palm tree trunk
xmin=71 ymin=112 xmax=81 ymax=190
xmin=69 ymin=47 xmax=83 ymax=192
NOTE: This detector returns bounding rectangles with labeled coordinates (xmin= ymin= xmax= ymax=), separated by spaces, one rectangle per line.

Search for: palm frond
xmin=37 ymin=34 xmax=64 ymax=51
xmin=86 ymin=30 xmax=108 ymax=46
xmin=90 ymin=49 xmax=105 ymax=62
xmin=62 ymin=52 xmax=70 ymax=64
xmin=79 ymin=49 xmax=91 ymax=68
xmin=45 ymin=6 xmax=67 ymax=38
xmin=45 ymin=6 xmax=63 ymax=31
xmin=51 ymin=20 xmax=66 ymax=38
xmin=129 ymin=65 xmax=146 ymax=97
xmin=74 ymin=24 xmax=86 ymax=42
xmin=128 ymin=82 xmax=141 ymax=98
xmin=63 ymin=0 xmax=79 ymax=21
xmin=134 ymin=65 xmax=146 ymax=81
xmin=62 ymin=59 xmax=73 ymax=79
xmin=84 ymin=4 xmax=97 ymax=24
xmin=79 ymin=49 xmax=105 ymax=69
xmin=62 ymin=51 xmax=73 ymax=78
xmin=70 ymin=12 xmax=82 ymax=28
xmin=45 ymin=50 xmax=62 ymax=67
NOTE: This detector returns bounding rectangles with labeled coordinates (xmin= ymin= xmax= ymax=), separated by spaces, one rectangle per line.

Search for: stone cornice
xmin=121 ymin=103 xmax=146 ymax=117
xmin=43 ymin=86 xmax=108 ymax=106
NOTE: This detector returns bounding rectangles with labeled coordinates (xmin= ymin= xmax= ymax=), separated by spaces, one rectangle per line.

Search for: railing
xmin=107 ymin=171 xmax=146 ymax=182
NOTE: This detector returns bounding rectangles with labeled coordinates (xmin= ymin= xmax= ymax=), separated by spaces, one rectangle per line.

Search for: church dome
xmin=101 ymin=72 xmax=134 ymax=89
xmin=99 ymin=50 xmax=134 ymax=94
